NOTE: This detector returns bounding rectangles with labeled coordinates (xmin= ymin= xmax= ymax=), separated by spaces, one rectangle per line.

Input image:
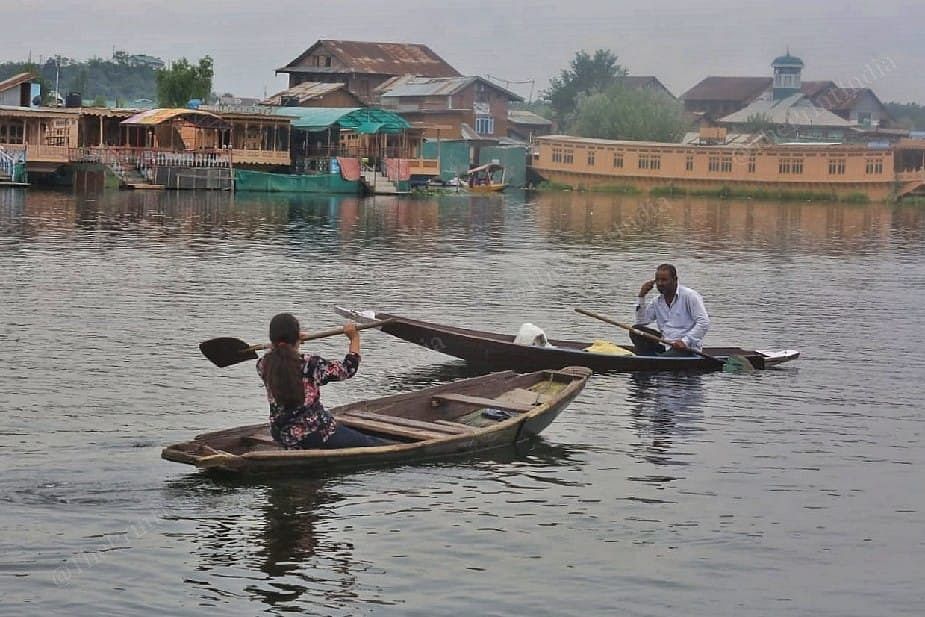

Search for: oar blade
xmin=200 ymin=337 xmax=259 ymax=367
xmin=723 ymin=354 xmax=756 ymax=373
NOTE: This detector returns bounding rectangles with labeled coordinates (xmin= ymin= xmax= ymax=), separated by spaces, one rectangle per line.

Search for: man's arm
xmin=634 ymin=279 xmax=657 ymax=324
xmin=681 ymin=292 xmax=710 ymax=350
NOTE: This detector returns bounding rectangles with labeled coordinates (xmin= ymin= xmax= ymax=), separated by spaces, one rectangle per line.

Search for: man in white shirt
xmin=632 ymin=264 xmax=710 ymax=356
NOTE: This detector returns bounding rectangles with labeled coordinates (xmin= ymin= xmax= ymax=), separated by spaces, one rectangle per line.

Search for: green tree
xmin=570 ymin=84 xmax=688 ymax=143
xmin=1 ymin=53 xmax=162 ymax=103
xmin=155 ymin=56 xmax=214 ymax=107
xmin=743 ymin=113 xmax=773 ymax=134
xmin=885 ymin=102 xmax=925 ymax=130
xmin=544 ymin=49 xmax=626 ymax=123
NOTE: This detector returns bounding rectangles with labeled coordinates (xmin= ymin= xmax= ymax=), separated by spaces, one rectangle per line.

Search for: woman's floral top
xmin=256 ymin=351 xmax=360 ymax=448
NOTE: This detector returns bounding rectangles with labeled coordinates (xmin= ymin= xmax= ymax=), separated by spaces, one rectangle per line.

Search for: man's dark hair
xmin=657 ymin=263 xmax=677 ymax=279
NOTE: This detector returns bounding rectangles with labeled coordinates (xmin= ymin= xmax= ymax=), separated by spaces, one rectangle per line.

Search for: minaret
xmin=772 ymin=49 xmax=804 ymax=100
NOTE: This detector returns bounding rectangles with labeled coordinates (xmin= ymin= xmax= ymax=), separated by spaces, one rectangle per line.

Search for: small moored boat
xmin=162 ymin=367 xmax=591 ymax=474
xmin=335 ymin=308 xmax=800 ymax=373
xmin=465 ymin=162 xmax=507 ymax=192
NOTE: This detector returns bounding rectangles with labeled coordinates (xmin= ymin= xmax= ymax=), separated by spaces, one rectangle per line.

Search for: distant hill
xmin=0 ymin=52 xmax=162 ymax=105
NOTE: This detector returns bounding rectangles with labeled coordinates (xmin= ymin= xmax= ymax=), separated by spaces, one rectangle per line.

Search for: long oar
xmin=574 ymin=308 xmax=754 ymax=371
xmin=199 ymin=319 xmax=393 ymax=368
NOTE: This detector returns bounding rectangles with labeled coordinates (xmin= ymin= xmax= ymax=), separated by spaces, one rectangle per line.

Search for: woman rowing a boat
xmin=257 ymin=313 xmax=385 ymax=449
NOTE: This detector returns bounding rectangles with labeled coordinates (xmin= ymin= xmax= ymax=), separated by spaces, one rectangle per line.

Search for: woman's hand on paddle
xmin=344 ymin=321 xmax=361 ymax=355
xmin=343 ymin=321 xmax=359 ymax=341
xmin=669 ymin=339 xmax=688 ymax=351
xmin=639 ymin=279 xmax=655 ymax=297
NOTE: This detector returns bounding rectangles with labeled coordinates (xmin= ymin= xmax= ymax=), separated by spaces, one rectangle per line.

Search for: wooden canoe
xmin=161 ymin=366 xmax=591 ymax=475
xmin=335 ymin=308 xmax=800 ymax=373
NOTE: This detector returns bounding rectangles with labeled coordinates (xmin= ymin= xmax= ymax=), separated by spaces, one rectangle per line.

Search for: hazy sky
xmin=3 ymin=0 xmax=923 ymax=102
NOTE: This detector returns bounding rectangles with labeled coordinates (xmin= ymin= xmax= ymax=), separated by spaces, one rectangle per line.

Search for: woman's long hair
xmin=263 ymin=313 xmax=305 ymax=408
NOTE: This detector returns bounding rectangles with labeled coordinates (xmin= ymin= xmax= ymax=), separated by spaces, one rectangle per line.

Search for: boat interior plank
xmin=431 ymin=392 xmax=536 ymax=413
xmin=340 ymin=410 xmax=474 ymax=434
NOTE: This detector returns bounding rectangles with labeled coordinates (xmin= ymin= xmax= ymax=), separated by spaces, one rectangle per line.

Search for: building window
xmin=613 ymin=152 xmax=623 ymax=168
xmin=865 ymin=158 xmax=883 ymax=174
xmin=779 ymin=158 xmax=804 ymax=174
xmin=587 ymin=149 xmax=595 ymax=165
xmin=563 ymin=149 xmax=574 ymax=164
xmin=0 ymin=121 xmax=25 ymax=144
xmin=475 ymin=115 xmax=494 ymax=135
xmin=552 ymin=147 xmax=562 ymax=163
xmin=708 ymin=156 xmax=732 ymax=172
xmin=748 ymin=156 xmax=756 ymax=173
xmin=638 ymin=154 xmax=660 ymax=170
xmin=828 ymin=158 xmax=846 ymax=175
xmin=685 ymin=155 xmax=694 ymax=171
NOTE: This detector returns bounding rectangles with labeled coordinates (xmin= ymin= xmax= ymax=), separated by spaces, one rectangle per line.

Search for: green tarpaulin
xmin=274 ymin=107 xmax=410 ymax=134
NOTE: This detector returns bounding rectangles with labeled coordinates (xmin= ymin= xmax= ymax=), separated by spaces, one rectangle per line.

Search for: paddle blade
xmin=723 ymin=355 xmax=756 ymax=373
xmin=200 ymin=337 xmax=259 ymax=367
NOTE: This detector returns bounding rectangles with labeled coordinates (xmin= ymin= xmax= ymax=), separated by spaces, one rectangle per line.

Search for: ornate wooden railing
xmin=896 ymin=169 xmax=925 ymax=183
xmin=0 ymin=145 xmax=25 ymax=178
xmin=69 ymin=146 xmax=233 ymax=180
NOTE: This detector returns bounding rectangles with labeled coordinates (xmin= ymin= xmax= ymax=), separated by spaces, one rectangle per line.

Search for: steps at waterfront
xmin=360 ymin=170 xmax=411 ymax=195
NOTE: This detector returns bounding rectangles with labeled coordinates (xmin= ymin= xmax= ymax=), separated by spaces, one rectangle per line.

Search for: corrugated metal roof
xmin=680 ymin=131 xmax=767 ymax=146
xmin=806 ymin=84 xmax=880 ymax=113
xmin=377 ymin=75 xmax=522 ymax=101
xmin=800 ymin=80 xmax=836 ymax=98
xmin=0 ymin=72 xmax=35 ymax=93
xmin=280 ymin=40 xmax=460 ymax=77
xmin=619 ymin=76 xmax=675 ymax=98
xmin=121 ymin=108 xmax=230 ymax=128
xmin=508 ymin=110 xmax=553 ymax=126
xmin=378 ymin=75 xmax=475 ymax=97
xmin=262 ymin=82 xmax=355 ymax=105
xmin=718 ymin=94 xmax=852 ymax=127
xmin=538 ymin=134 xmax=684 ymax=148
xmin=682 ymin=76 xmax=772 ymax=102
xmin=0 ymin=104 xmax=75 ymax=118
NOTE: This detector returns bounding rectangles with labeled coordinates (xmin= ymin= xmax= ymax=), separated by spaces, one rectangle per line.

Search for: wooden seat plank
xmin=342 ymin=410 xmax=473 ymax=434
xmin=338 ymin=416 xmax=449 ymax=441
xmin=433 ymin=419 xmax=477 ymax=430
xmin=431 ymin=393 xmax=535 ymax=413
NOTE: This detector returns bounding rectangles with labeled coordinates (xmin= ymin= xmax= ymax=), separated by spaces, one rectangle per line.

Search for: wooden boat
xmin=335 ymin=308 xmax=800 ymax=373
xmin=465 ymin=162 xmax=506 ymax=193
xmin=162 ymin=366 xmax=591 ymax=474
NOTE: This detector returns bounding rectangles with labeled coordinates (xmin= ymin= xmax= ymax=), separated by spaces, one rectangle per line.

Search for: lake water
xmin=1 ymin=187 xmax=923 ymax=616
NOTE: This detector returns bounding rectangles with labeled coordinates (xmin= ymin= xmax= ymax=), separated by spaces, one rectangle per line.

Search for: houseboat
xmin=531 ymin=132 xmax=925 ymax=201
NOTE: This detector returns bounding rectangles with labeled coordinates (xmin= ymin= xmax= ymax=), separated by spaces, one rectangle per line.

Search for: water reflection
xmin=376 ymin=360 xmax=488 ymax=391
xmin=530 ymin=191 xmax=923 ymax=253
xmin=5 ymin=188 xmax=923 ymax=256
xmin=168 ymin=476 xmax=368 ymax=613
xmin=626 ymin=373 xmax=706 ymax=469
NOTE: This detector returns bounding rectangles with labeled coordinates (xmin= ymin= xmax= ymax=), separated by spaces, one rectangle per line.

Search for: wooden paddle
xmin=574 ymin=308 xmax=754 ymax=371
xmin=199 ymin=319 xmax=393 ymax=368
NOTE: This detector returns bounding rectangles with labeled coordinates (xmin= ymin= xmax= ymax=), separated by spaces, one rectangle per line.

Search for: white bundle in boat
xmin=513 ymin=323 xmax=552 ymax=347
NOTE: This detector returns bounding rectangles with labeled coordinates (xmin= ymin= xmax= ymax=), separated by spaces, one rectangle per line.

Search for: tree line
xmin=519 ymin=49 xmax=925 ymax=138
xmin=0 ymin=52 xmax=213 ymax=107
xmin=515 ymin=49 xmax=690 ymax=142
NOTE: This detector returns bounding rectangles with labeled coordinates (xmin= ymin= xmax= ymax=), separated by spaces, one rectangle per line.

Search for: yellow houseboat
xmin=532 ymin=133 xmax=925 ymax=201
